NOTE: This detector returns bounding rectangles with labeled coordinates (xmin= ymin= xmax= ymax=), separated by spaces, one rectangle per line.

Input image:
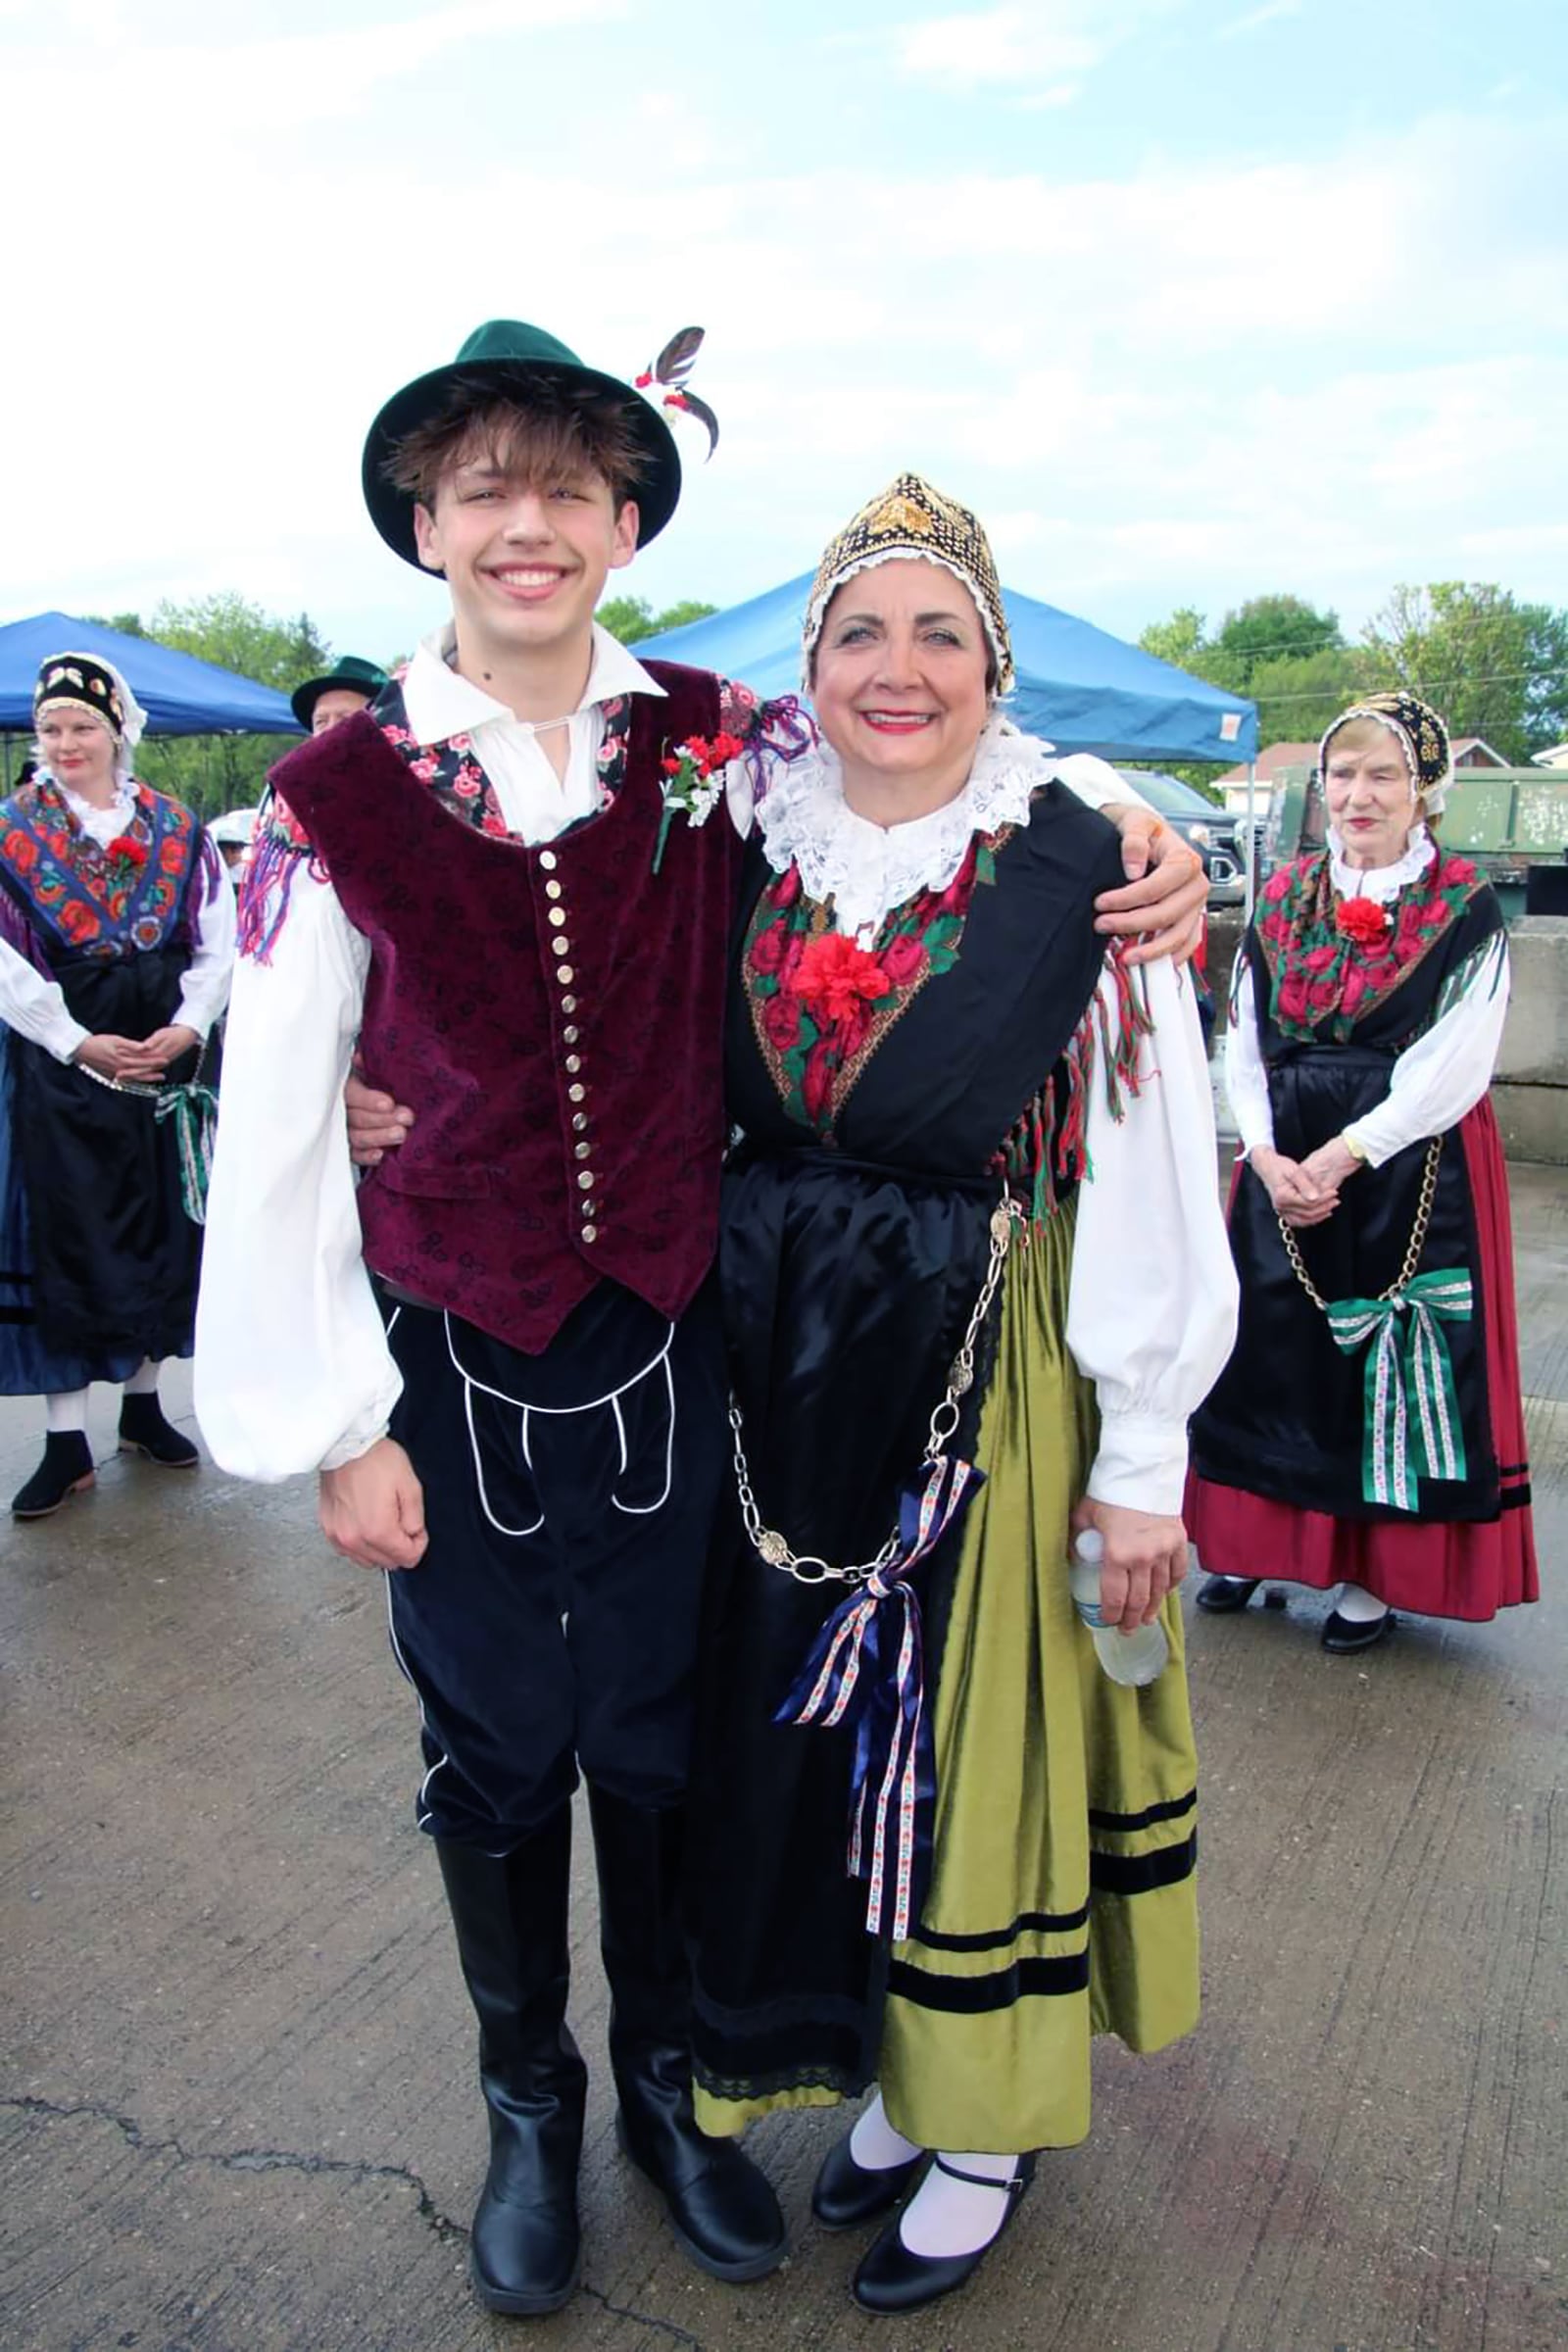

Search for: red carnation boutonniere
xmin=794 ymin=931 xmax=894 ymax=1026
xmin=653 ymin=731 xmax=747 ymax=873
xmin=105 ymin=832 xmax=150 ymax=875
xmin=1334 ymin=895 xmax=1391 ymax=948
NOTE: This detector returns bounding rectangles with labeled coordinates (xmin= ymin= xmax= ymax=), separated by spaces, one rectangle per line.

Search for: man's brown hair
xmin=384 ymin=374 xmax=652 ymax=514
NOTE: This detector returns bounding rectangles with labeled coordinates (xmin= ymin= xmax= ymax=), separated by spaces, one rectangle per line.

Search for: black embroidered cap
xmin=33 ymin=653 xmax=128 ymax=738
xmin=1321 ymin=691 xmax=1452 ymax=810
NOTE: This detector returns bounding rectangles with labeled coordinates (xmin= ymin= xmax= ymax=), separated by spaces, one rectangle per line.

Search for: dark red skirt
xmin=1185 ymin=1102 xmax=1537 ymax=1622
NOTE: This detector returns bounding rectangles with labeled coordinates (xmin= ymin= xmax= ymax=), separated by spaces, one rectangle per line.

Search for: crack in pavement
xmin=579 ymin=2282 xmax=708 ymax=2347
xmin=3 ymin=2093 xmax=467 ymax=2245
xmin=9 ymin=2095 xmax=721 ymax=2345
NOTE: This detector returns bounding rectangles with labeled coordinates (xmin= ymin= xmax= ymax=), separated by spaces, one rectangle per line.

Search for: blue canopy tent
xmin=641 ymin=573 xmax=1257 ymax=765
xmin=0 ymin=611 xmax=300 ymax=742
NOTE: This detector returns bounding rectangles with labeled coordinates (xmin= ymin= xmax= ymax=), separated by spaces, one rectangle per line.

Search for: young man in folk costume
xmin=195 ymin=319 xmax=1205 ymax=2317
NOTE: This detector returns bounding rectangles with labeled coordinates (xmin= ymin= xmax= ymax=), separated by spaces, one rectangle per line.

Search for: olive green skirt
xmin=880 ymin=1204 xmax=1199 ymax=2151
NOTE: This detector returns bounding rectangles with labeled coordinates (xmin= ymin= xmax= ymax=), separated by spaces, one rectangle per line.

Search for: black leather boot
xmin=118 ymin=1394 xmax=199 ymax=1467
xmin=587 ymin=1784 xmax=787 ymax=2282
xmin=436 ymin=1817 xmax=587 ymax=2316
xmin=13 ymin=1431 xmax=94 ymax=1518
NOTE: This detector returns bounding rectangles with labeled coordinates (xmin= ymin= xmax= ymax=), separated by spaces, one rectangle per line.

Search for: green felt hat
xmin=290 ymin=655 xmax=391 ymax=731
xmin=361 ymin=319 xmax=682 ymax=568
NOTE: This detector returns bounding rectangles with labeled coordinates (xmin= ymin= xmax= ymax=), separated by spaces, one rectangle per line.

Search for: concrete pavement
xmin=3 ymin=1168 xmax=1564 ymax=2352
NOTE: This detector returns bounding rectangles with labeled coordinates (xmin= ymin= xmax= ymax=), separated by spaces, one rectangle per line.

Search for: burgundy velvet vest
xmin=270 ymin=662 xmax=742 ymax=1353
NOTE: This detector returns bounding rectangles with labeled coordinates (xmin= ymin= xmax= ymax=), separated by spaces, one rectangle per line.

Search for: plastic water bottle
xmin=1068 ymin=1528 xmax=1169 ymax=1688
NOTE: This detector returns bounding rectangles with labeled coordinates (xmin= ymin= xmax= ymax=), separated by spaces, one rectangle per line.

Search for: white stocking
xmin=899 ymin=2149 xmax=1021 ymax=2258
xmin=849 ymin=2090 xmax=922 ymax=2171
xmin=45 ymin=1389 xmax=89 ymax=1434
xmin=123 ymin=1358 xmax=161 ymax=1396
xmin=1335 ymin=1580 xmax=1390 ymax=1624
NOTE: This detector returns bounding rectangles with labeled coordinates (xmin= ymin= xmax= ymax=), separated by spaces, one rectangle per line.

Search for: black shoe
xmin=588 ymin=1785 xmax=788 ymax=2283
xmin=436 ymin=1823 xmax=586 ymax=2316
xmin=13 ymin=1431 xmax=95 ymax=1518
xmin=1322 ymin=1607 xmax=1396 ymax=1655
xmin=852 ymin=2154 xmax=1037 ymax=2316
xmin=1196 ymin=1574 xmax=1261 ymax=1614
xmin=118 ymin=1395 xmax=199 ymax=1468
xmin=812 ymin=2127 xmax=924 ymax=2230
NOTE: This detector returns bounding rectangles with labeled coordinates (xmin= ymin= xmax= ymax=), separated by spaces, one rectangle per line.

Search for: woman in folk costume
xmin=0 ymin=655 xmax=232 ymax=1516
xmin=682 ymin=476 xmax=1239 ymax=2316
xmin=1188 ymin=693 xmax=1537 ymax=1650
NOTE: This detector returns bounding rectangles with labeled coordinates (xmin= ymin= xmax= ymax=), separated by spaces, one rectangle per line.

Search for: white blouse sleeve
xmin=173 ymin=850 xmax=237 ymax=1037
xmin=0 ymin=935 xmax=89 ymax=1061
xmin=1066 ymin=958 xmax=1240 ymax=1516
xmin=1049 ymin=753 xmax=1152 ymax=813
xmin=1343 ymin=932 xmax=1511 ymax=1168
xmin=1222 ymin=957 xmax=1274 ymax=1156
xmin=194 ymin=865 xmax=401 ymax=1480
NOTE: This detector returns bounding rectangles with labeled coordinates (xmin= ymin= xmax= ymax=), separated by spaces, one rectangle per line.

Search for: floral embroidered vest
xmin=0 ymin=777 xmax=202 ymax=965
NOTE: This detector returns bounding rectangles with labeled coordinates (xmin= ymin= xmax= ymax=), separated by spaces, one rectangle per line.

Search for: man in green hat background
xmin=196 ymin=318 xmax=1206 ymax=2320
xmin=290 ymin=653 xmax=391 ymax=736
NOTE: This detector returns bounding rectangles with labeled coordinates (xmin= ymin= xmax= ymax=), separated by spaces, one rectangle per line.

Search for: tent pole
xmin=1244 ymin=760 xmax=1257 ymax=917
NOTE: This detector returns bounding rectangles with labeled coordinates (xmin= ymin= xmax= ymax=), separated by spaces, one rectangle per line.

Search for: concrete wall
xmin=1202 ymin=908 xmax=1568 ymax=1165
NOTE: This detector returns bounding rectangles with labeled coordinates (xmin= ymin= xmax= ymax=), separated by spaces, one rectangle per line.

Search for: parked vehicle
xmin=1115 ymin=768 xmax=1245 ymax=906
xmin=1263 ymin=763 xmax=1568 ymax=922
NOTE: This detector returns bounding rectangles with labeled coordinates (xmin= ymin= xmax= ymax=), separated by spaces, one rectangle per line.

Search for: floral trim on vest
xmin=1255 ymin=848 xmax=1484 ymax=1043
xmin=743 ymin=832 xmax=1001 ymax=1137
xmin=0 ymin=776 xmax=197 ymax=959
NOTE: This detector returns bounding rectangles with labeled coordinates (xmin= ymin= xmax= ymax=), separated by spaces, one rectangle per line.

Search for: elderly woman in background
xmin=1188 ymin=693 xmax=1537 ymax=1651
xmin=0 ymin=655 xmax=233 ymax=1515
xmin=681 ymin=477 xmax=1237 ymax=2315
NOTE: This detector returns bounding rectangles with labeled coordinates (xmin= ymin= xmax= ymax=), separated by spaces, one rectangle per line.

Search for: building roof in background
xmin=1214 ymin=741 xmax=1316 ymax=786
xmin=1449 ymin=736 xmax=1508 ymax=766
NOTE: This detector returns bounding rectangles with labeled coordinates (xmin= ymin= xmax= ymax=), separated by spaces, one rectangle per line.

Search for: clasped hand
xmin=318 ymin=1436 xmax=428 ymax=1571
xmin=74 ymin=1023 xmax=200 ymax=1084
xmin=1250 ymin=1137 xmax=1361 ymax=1227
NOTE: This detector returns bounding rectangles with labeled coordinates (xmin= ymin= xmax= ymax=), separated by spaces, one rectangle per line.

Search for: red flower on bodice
xmin=794 ymin=931 xmax=894 ymax=1025
xmin=1333 ymin=895 xmax=1389 ymax=947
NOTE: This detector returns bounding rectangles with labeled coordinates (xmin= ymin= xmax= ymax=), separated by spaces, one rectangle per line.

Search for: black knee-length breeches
xmin=380 ymin=1277 xmax=727 ymax=1848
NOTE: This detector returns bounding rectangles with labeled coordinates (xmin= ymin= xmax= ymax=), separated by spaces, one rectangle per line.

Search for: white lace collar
xmin=756 ymin=713 xmax=1062 ymax=939
xmin=1328 ymin=821 xmax=1435 ymax=906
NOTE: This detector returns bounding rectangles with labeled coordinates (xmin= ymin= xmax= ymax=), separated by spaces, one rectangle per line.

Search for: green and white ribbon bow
xmin=154 ymin=1079 xmax=219 ymax=1226
xmin=1326 ymin=1268 xmax=1471 ymax=1510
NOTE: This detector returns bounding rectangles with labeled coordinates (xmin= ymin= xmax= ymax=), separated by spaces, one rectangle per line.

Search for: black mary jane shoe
xmin=811 ymin=2129 xmax=925 ymax=2231
xmin=852 ymin=2153 xmax=1036 ymax=2316
xmin=118 ymin=1396 xmax=200 ymax=1468
xmin=1196 ymin=1574 xmax=1261 ymax=1614
xmin=1322 ymin=1607 xmax=1396 ymax=1655
xmin=12 ymin=1431 xmax=95 ymax=1519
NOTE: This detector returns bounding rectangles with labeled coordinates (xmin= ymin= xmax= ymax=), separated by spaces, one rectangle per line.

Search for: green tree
xmin=1213 ymin=594 xmax=1342 ymax=684
xmin=595 ymin=594 xmax=718 ymax=645
xmin=1247 ymin=644 xmax=1387 ymax=745
xmin=1363 ymin=582 xmax=1568 ymax=762
xmin=121 ymin=596 xmax=336 ymax=819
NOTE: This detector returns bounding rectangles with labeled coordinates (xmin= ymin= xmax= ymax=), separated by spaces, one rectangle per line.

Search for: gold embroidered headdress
xmin=802 ymin=472 xmax=1015 ymax=697
xmin=1320 ymin=690 xmax=1453 ymax=813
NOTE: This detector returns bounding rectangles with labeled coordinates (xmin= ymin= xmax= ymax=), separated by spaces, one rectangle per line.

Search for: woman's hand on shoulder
xmin=1073 ymin=1496 xmax=1188 ymax=1632
xmin=1094 ymin=808 xmax=1206 ymax=965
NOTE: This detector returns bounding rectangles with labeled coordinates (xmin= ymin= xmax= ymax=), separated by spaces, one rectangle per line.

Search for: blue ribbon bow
xmin=775 ymin=1453 xmax=984 ymax=1942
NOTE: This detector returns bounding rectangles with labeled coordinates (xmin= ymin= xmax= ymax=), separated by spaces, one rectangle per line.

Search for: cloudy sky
xmin=5 ymin=0 xmax=1564 ymax=670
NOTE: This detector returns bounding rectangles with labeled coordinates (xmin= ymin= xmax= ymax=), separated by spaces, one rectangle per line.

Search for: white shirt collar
xmin=1327 ymin=821 xmax=1436 ymax=905
xmin=756 ymin=711 xmax=1056 ymax=938
xmin=401 ymin=620 xmax=665 ymax=748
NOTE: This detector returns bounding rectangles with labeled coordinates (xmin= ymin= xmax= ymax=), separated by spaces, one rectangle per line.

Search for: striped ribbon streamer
xmin=775 ymin=1453 xmax=985 ymax=1943
xmin=1326 ymin=1269 xmax=1472 ymax=1510
xmin=154 ymin=1080 xmax=220 ymax=1226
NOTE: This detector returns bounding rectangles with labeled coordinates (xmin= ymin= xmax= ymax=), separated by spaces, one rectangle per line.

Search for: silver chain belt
xmin=727 ymin=1196 xmax=1022 ymax=1588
